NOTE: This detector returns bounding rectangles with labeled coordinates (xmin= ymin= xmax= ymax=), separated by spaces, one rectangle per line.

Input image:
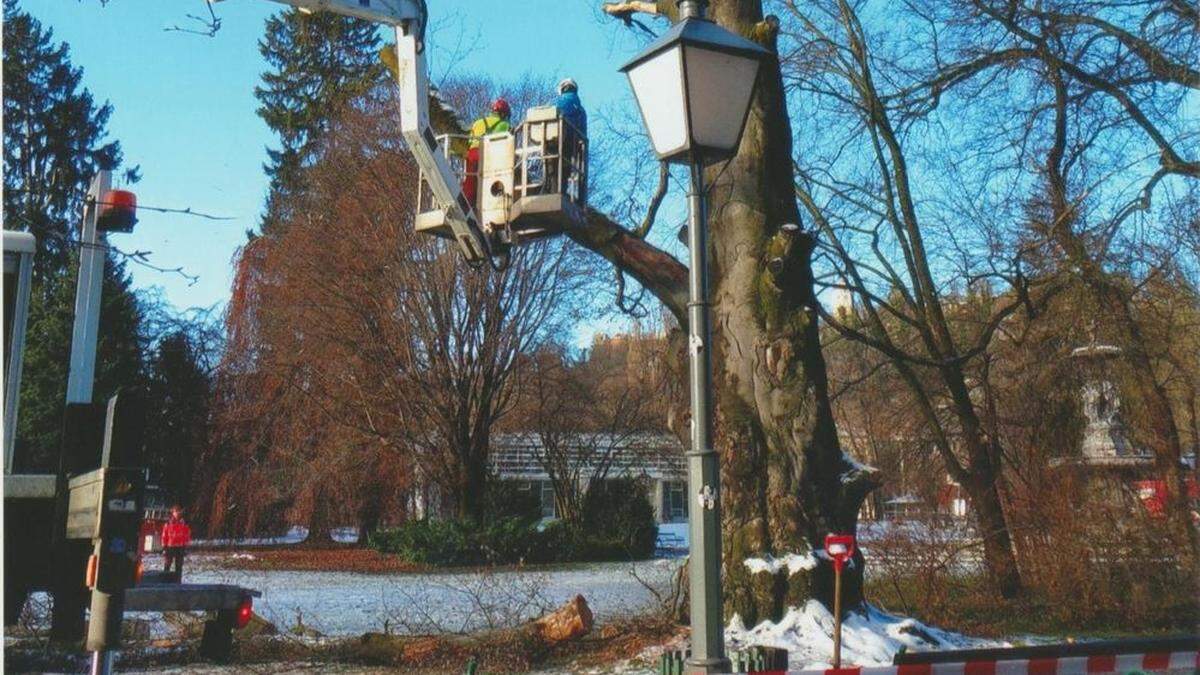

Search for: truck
xmin=3 ymin=179 xmax=261 ymax=672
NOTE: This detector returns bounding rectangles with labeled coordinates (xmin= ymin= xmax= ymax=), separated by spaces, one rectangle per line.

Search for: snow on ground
xmin=726 ymin=600 xmax=1005 ymax=670
xmin=743 ymin=552 xmax=818 ymax=575
xmin=193 ymin=526 xmax=359 ymax=547
xmin=136 ymin=557 xmax=682 ymax=638
xmin=202 ymin=523 xmax=687 ymax=552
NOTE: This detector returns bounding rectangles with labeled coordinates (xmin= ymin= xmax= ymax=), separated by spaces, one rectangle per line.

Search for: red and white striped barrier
xmin=776 ymin=650 xmax=1200 ymax=674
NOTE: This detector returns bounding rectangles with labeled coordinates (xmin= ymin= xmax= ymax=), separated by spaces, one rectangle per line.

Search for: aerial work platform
xmin=416 ymin=105 xmax=588 ymax=252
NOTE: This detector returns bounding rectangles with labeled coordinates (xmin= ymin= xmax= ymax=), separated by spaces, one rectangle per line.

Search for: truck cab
xmin=3 ymin=231 xmax=61 ymax=624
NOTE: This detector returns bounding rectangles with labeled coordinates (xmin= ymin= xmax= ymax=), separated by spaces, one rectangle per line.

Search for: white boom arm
xmin=246 ymin=0 xmax=493 ymax=263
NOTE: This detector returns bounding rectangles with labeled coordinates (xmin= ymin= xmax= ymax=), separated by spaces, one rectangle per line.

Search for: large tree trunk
xmin=306 ymin=482 xmax=334 ymax=546
xmin=456 ymin=436 xmax=491 ymax=522
xmin=962 ymin=474 xmax=1022 ymax=598
xmin=576 ymin=0 xmax=879 ymax=625
xmin=944 ymin=372 xmax=1024 ymax=598
xmin=357 ymin=476 xmax=384 ymax=542
xmin=706 ymin=2 xmax=877 ymax=626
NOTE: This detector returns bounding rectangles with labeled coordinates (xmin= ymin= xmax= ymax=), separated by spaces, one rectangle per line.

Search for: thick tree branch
xmin=602 ymin=1 xmax=661 ymax=18
xmin=565 ymin=208 xmax=688 ymax=323
xmin=977 ymin=2 xmax=1200 ymax=178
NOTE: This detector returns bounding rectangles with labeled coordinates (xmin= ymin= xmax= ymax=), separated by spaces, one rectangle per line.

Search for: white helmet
xmin=558 ymin=78 xmax=578 ymax=94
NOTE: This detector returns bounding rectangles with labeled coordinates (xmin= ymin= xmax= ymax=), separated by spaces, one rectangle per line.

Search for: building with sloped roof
xmin=489 ymin=432 xmax=688 ymax=524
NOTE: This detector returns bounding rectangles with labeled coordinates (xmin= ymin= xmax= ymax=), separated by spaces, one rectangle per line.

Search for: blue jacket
xmin=556 ymin=91 xmax=587 ymax=138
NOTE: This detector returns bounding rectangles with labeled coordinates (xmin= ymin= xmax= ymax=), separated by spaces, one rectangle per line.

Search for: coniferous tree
xmin=16 ymin=256 xmax=147 ymax=472
xmin=2 ymin=0 xmax=134 ymax=278
xmin=255 ymin=9 xmax=385 ymax=234
xmin=143 ymin=330 xmax=211 ymax=507
xmin=2 ymin=1 xmax=148 ymax=472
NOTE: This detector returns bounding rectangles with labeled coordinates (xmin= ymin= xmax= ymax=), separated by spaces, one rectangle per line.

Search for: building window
xmin=664 ymin=481 xmax=687 ymax=522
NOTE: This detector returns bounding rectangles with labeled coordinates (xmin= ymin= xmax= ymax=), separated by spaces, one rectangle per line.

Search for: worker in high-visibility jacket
xmin=458 ymin=98 xmax=512 ymax=207
xmin=161 ymin=505 xmax=192 ymax=582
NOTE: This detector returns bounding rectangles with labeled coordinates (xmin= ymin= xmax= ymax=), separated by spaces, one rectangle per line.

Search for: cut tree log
xmin=356 ymin=595 xmax=595 ymax=670
xmin=533 ymin=594 xmax=593 ymax=644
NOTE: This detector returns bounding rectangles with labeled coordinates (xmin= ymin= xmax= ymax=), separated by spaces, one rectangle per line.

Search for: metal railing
xmin=417 ymin=118 xmax=588 ymax=224
xmin=512 ymin=116 xmax=588 ymax=207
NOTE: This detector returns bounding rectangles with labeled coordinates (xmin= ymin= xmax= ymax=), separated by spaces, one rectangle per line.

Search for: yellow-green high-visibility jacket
xmin=452 ymin=114 xmax=510 ymax=156
xmin=470 ymin=114 xmax=510 ymax=147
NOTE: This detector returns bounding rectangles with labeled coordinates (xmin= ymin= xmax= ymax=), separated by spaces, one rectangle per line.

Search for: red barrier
xmin=779 ymin=650 xmax=1198 ymax=674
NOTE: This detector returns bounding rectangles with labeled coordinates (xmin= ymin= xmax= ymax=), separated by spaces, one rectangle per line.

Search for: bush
xmin=371 ymin=478 xmax=660 ymax=565
xmin=368 ymin=519 xmax=474 ymax=566
xmin=582 ymin=478 xmax=659 ymax=559
xmin=370 ymin=517 xmax=550 ymax=566
xmin=483 ymin=480 xmax=542 ymax=524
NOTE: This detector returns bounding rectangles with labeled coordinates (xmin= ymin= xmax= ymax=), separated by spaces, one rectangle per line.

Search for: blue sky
xmin=21 ymin=0 xmax=659 ymax=322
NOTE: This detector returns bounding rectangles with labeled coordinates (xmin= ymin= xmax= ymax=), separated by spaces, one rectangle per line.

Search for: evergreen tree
xmin=16 ymin=256 xmax=147 ymax=471
xmin=2 ymin=0 xmax=135 ymax=278
xmin=255 ymin=9 xmax=384 ymax=233
xmin=3 ymin=0 xmax=146 ymax=471
xmin=143 ymin=330 xmax=210 ymax=507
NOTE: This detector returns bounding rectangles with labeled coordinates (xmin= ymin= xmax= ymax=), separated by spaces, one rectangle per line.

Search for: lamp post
xmin=619 ymin=3 xmax=769 ymax=672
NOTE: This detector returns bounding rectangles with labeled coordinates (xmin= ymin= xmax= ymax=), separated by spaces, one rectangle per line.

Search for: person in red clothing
xmin=161 ymin=505 xmax=192 ymax=582
xmin=456 ymin=98 xmax=511 ymax=208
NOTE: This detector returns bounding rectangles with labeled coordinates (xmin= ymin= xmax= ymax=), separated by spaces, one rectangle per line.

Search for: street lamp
xmin=620 ymin=1 xmax=769 ymax=164
xmin=619 ymin=2 xmax=769 ymax=673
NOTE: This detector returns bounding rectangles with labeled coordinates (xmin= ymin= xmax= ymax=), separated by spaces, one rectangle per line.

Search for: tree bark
xmin=962 ymin=474 xmax=1022 ymax=598
xmin=357 ymin=473 xmax=385 ymax=541
xmin=456 ymin=436 xmax=491 ymax=522
xmin=306 ymin=482 xmax=334 ymax=546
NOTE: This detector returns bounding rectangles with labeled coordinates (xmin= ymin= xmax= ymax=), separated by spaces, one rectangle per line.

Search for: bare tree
xmin=775 ymin=0 xmax=1064 ymax=598
xmin=966 ymin=0 xmax=1200 ymax=563
xmin=511 ymin=331 xmax=667 ymax=523
xmin=201 ymin=90 xmax=589 ymax=537
xmin=773 ymin=0 xmax=1199 ymax=596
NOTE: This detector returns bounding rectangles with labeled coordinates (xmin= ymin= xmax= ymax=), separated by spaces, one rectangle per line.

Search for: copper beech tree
xmin=200 ymin=96 xmax=587 ymax=537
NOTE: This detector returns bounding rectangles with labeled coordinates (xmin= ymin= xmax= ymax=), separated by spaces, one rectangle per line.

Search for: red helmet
xmin=491 ymin=98 xmax=511 ymax=118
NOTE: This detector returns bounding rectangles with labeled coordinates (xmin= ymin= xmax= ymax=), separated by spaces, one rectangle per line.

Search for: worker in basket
xmin=556 ymin=78 xmax=587 ymax=138
xmin=459 ymin=98 xmax=512 ymax=207
xmin=555 ymin=79 xmax=587 ymax=203
xmin=161 ymin=505 xmax=192 ymax=582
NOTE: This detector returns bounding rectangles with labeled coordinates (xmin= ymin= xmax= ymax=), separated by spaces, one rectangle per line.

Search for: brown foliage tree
xmin=507 ymin=328 xmax=671 ymax=523
xmin=200 ymin=93 xmax=587 ymax=537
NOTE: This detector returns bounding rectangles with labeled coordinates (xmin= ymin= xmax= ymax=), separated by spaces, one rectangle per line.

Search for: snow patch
xmin=839 ymin=452 xmax=878 ymax=482
xmin=743 ymin=552 xmax=818 ymax=576
xmin=726 ymin=600 xmax=1006 ymax=669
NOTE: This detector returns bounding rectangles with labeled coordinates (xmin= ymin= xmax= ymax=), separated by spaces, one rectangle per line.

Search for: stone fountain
xmin=1072 ymin=343 xmax=1150 ymax=465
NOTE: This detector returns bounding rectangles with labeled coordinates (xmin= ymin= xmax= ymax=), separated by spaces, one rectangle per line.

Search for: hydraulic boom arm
xmin=240 ymin=0 xmax=493 ymax=263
